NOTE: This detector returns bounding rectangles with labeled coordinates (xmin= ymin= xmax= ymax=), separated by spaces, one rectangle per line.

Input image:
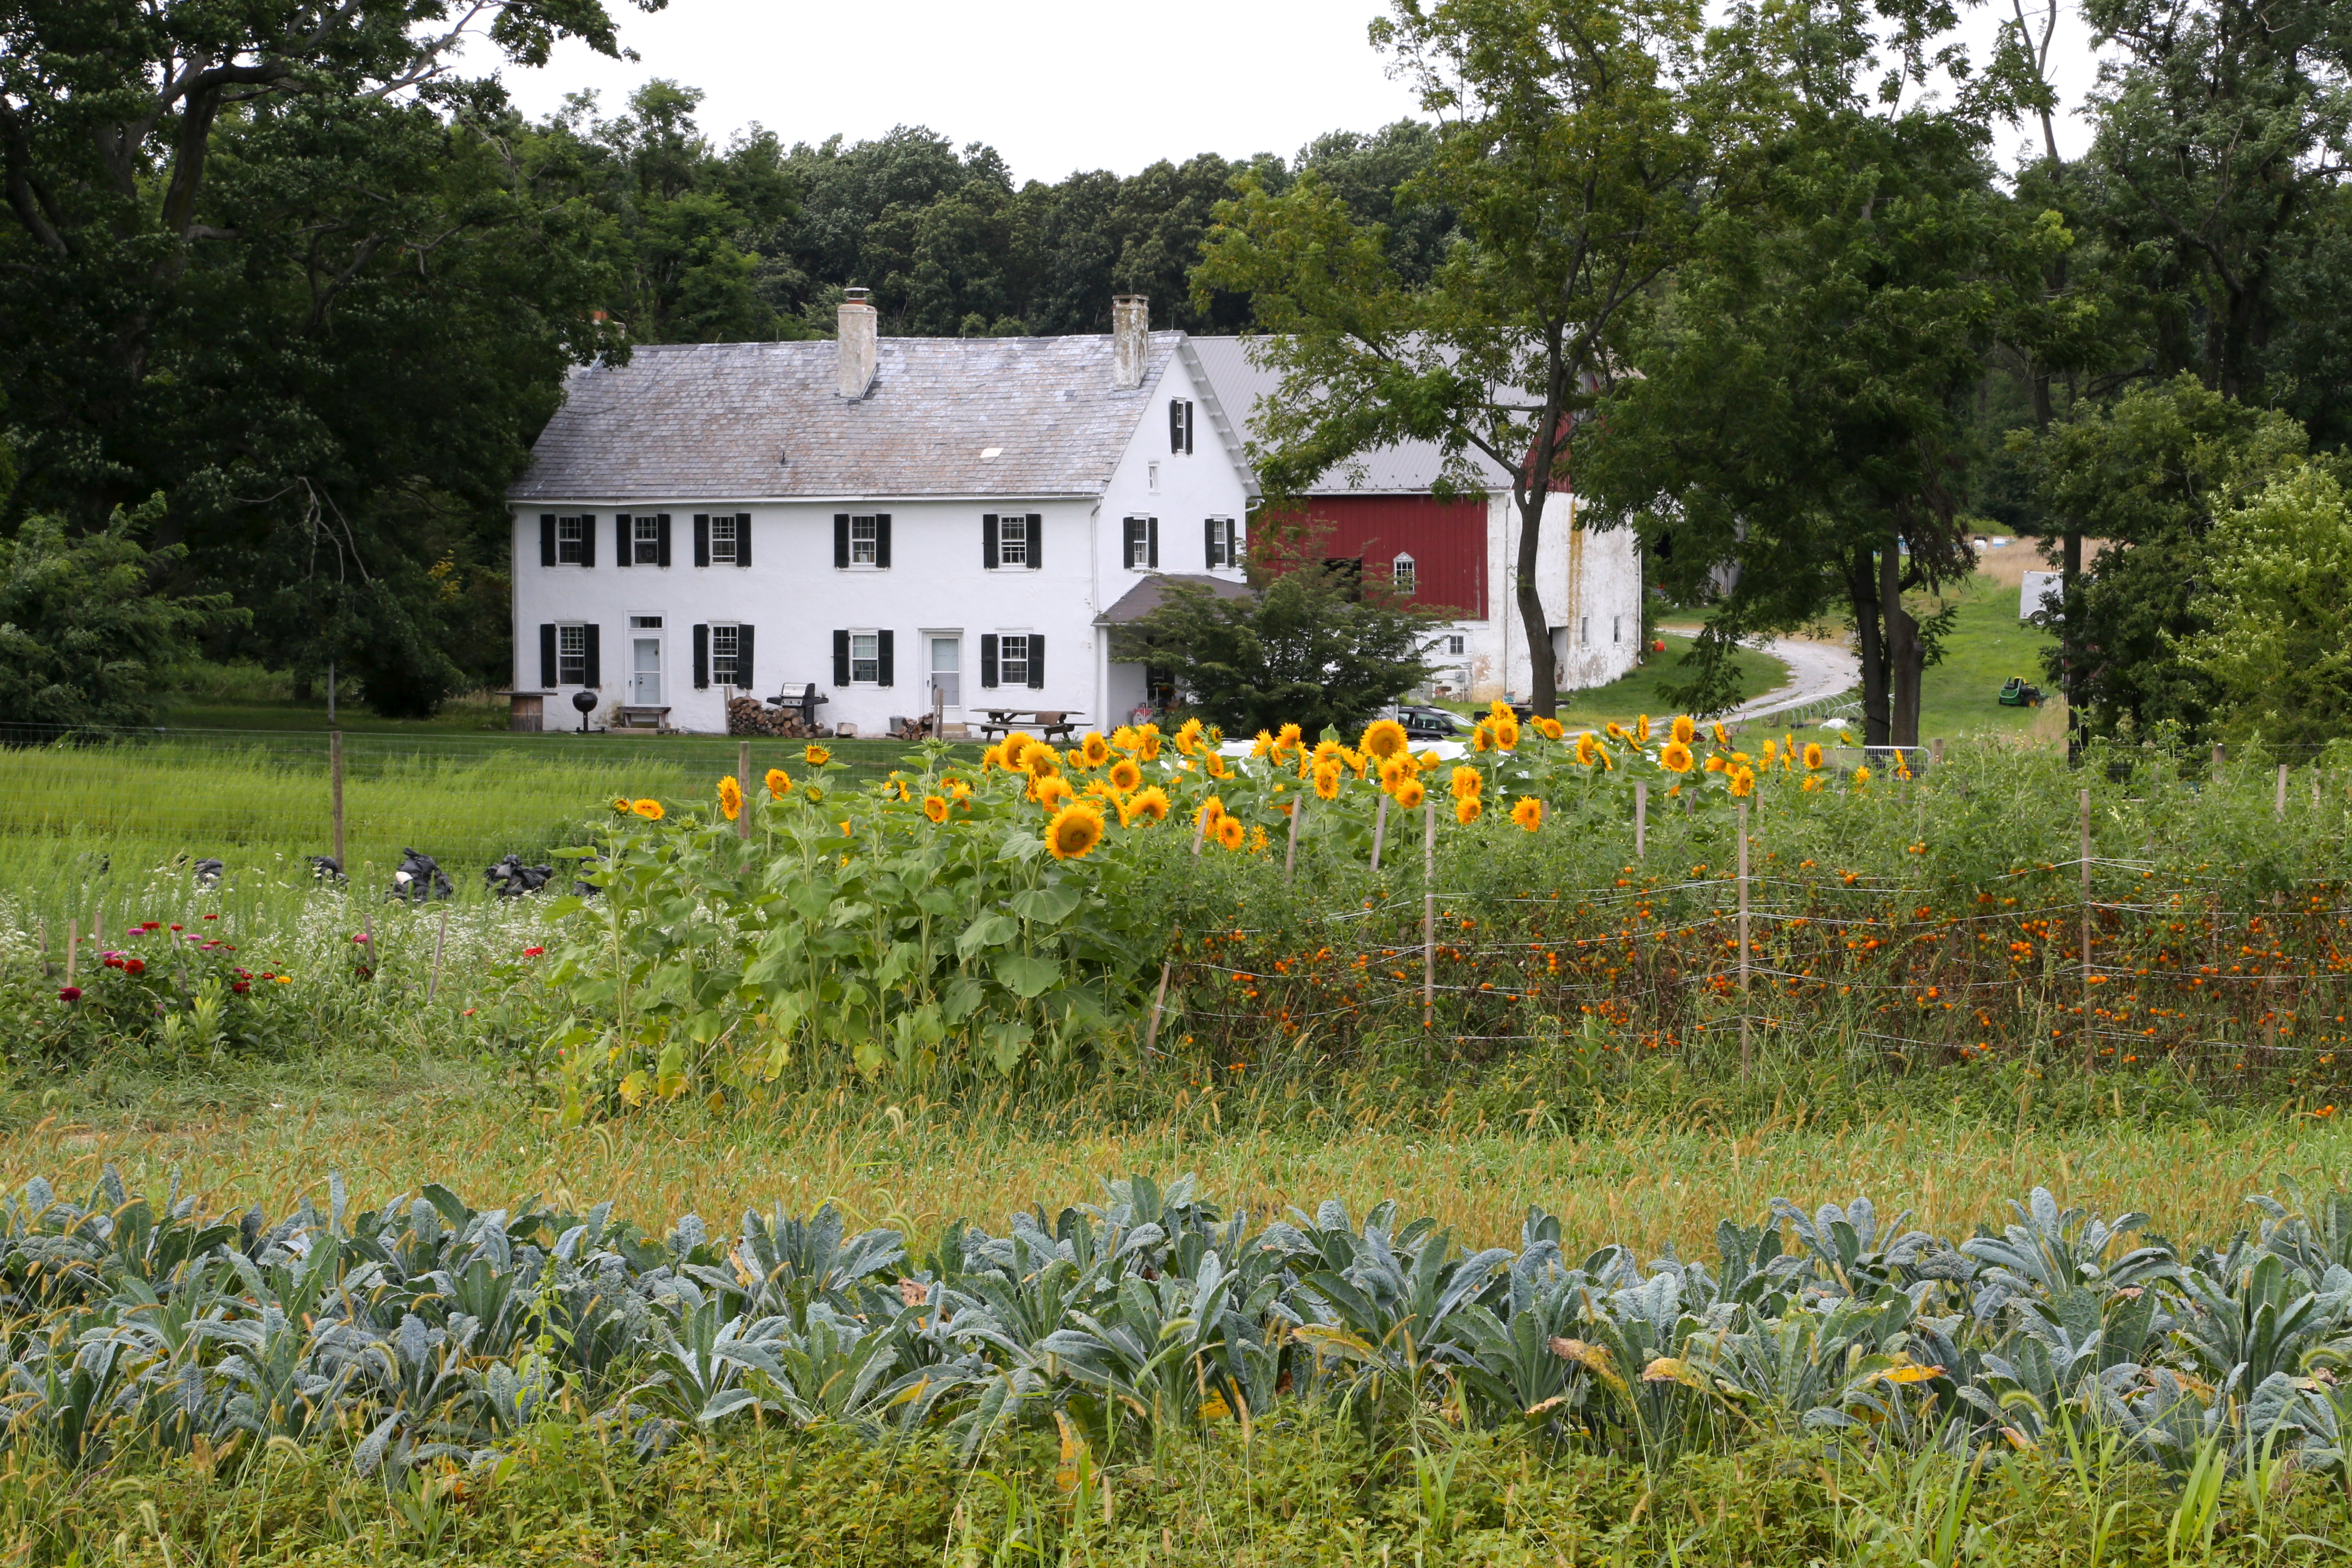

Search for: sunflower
xmin=1202 ymin=750 xmax=1230 ymax=779
xmin=1395 ymin=776 xmax=1426 ymax=811
xmin=1196 ymin=796 xmax=1225 ymax=833
xmin=1110 ymin=724 xmax=1141 ymax=752
xmin=1533 ymin=716 xmax=1563 ymax=740
xmin=1853 ymin=765 xmax=1873 ymax=785
xmin=980 ymin=743 xmax=1006 ymax=772
xmin=1488 ymin=698 xmax=1514 ymax=723
xmin=717 ymin=776 xmax=744 ymax=821
xmin=1215 ymin=813 xmax=1247 ymax=851
xmin=610 ymin=797 xmax=631 ymax=814
xmin=1803 ymin=741 xmax=1825 ymax=770
xmin=1001 ymin=732 xmax=1035 ymax=770
xmin=805 ymin=743 xmax=832 ymax=766
xmin=1107 ymin=757 xmax=1143 ymax=793
xmin=1128 ymin=786 xmax=1171 ymax=823
xmin=1275 ymin=722 xmax=1303 ymax=757
xmin=1671 ymin=715 xmax=1696 ymax=745
xmin=1360 ymin=718 xmax=1410 ymax=760
xmin=632 ymin=798 xmax=665 ymax=821
xmin=1705 ymin=755 xmax=1727 ymax=774
xmin=1450 ymin=764 xmax=1482 ymax=800
xmin=1659 ymin=740 xmax=1695 ymax=774
xmin=1637 ymin=715 xmax=1653 ymax=744
xmin=1024 ymin=747 xmax=1061 ymax=780
xmin=951 ymin=779 xmax=974 ymax=800
xmin=1510 ymin=796 xmax=1544 ymax=832
xmin=1494 ymin=717 xmax=1521 ymax=750
xmin=764 ymin=767 xmax=790 ymax=799
xmin=1046 ymin=802 xmax=1107 ymax=860
xmin=1033 ymin=775 xmax=1075 ymax=810
xmin=1728 ymin=765 xmax=1756 ymax=799
xmin=1313 ymin=761 xmax=1343 ymax=800
xmin=1470 ymin=721 xmax=1494 ymax=753
xmin=1378 ymin=755 xmax=1410 ymax=792
xmin=1760 ymin=740 xmax=1778 ymax=767
xmin=1080 ymin=731 xmax=1112 ymax=768
xmin=1575 ymin=731 xmax=1599 ymax=767
xmin=1802 ymin=775 xmax=1824 ymax=792
xmin=1455 ymin=795 xmax=1482 ymax=826
xmin=1251 ymin=729 xmax=1276 ymax=758
xmin=1135 ymin=725 xmax=1163 ymax=761
xmin=922 ymin=794 xmax=950 ymax=823
xmin=1174 ymin=717 xmax=1205 ymax=756
xmin=1712 ymin=722 xmax=1731 ymax=747
xmin=1896 ymin=753 xmax=1914 ymax=781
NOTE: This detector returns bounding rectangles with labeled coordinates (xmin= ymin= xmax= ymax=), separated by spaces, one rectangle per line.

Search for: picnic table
xmin=977 ymin=708 xmax=1082 ymax=743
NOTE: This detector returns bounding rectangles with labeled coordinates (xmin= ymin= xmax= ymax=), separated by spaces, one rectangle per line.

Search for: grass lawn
xmin=1443 ymin=632 xmax=1789 ymax=727
xmin=1916 ymin=570 xmax=2063 ymax=743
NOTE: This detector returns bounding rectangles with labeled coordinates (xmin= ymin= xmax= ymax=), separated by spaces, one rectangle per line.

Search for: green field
xmin=1444 ymin=632 xmax=1791 ymax=728
xmin=1917 ymin=572 xmax=2063 ymax=741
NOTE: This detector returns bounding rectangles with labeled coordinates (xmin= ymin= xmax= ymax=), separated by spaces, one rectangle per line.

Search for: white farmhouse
xmin=506 ymin=294 xmax=1256 ymax=735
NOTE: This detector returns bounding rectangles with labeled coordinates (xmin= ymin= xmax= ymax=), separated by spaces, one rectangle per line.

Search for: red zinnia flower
xmin=203 ymin=914 xmax=218 ymax=921
xmin=352 ymin=933 xmax=370 ymax=944
xmin=231 ymin=981 xmax=250 ymax=994
xmin=523 ymin=946 xmax=545 ymax=958
xmin=124 ymin=958 xmax=145 ymax=975
xmin=57 ymin=986 xmax=81 ymax=1003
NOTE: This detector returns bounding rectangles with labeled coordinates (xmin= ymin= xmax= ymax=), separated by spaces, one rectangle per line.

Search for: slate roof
xmin=510 ymin=333 xmax=1185 ymax=502
xmin=1093 ymin=573 xmax=1256 ymax=627
xmin=1186 ymin=336 xmax=1514 ymax=495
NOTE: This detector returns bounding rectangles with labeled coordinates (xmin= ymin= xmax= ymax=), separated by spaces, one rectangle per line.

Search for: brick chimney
xmin=1112 ymin=294 xmax=1148 ymax=390
xmin=838 ymin=287 xmax=877 ymax=398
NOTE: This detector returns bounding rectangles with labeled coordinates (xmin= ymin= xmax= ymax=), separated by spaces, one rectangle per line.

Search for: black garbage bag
xmin=390 ymin=848 xmax=454 ymax=902
xmin=309 ymin=855 xmax=347 ymax=885
xmin=485 ymin=853 xmax=554 ymax=897
xmin=191 ymin=858 xmax=224 ymax=887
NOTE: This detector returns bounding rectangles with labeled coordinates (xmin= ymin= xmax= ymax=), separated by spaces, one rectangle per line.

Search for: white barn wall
xmin=1465 ymin=494 xmax=1642 ymax=703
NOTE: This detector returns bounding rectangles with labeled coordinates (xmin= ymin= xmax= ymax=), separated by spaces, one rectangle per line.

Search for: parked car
xmin=1391 ymin=703 xmax=1467 ymax=740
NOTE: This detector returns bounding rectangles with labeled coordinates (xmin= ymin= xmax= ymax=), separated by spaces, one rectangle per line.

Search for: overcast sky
xmin=471 ymin=0 xmax=2110 ymax=183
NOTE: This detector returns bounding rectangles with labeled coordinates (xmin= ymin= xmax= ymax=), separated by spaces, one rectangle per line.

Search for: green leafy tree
xmin=1113 ymin=524 xmax=1436 ymax=736
xmin=0 ymin=505 xmax=236 ymax=729
xmin=2175 ymin=464 xmax=2352 ymax=748
xmin=1194 ymin=0 xmax=1720 ymax=720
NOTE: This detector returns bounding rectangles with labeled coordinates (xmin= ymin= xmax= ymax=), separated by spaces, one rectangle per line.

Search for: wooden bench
xmin=617 ymin=704 xmax=671 ymax=731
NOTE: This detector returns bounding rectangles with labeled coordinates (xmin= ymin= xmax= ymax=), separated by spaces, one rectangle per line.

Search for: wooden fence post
xmin=1371 ymin=793 xmax=1389 ymax=873
xmin=1634 ymin=781 xmax=1648 ymax=861
xmin=2081 ymin=786 xmax=2094 ymax=1074
xmin=1931 ymin=736 xmax=1945 ymax=767
xmin=1737 ymin=801 xmax=1752 ymax=1080
xmin=427 ymin=906 xmax=450 ymax=1002
xmin=1284 ymin=797 xmax=1301 ymax=883
xmin=2276 ymin=762 xmax=2288 ymax=818
xmin=330 ymin=730 xmax=346 ymax=871
xmin=1422 ymin=797 xmax=1436 ymax=1031
xmin=2211 ymin=740 xmax=2225 ymax=781
xmin=63 ymin=921 xmax=76 ymax=991
xmin=737 ymin=740 xmax=752 ymax=840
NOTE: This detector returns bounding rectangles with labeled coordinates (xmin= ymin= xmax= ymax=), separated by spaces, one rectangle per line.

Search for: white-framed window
xmin=1124 ymin=515 xmax=1157 ymax=571
xmin=710 ymin=514 xmax=738 ymax=564
xmin=631 ymin=615 xmax=662 ymax=629
xmin=850 ymin=631 xmax=881 ymax=684
xmin=1447 ymin=633 xmax=1465 ymax=656
xmin=711 ymin=622 xmax=741 ymax=685
xmin=1392 ymin=553 xmax=1417 ymax=596
xmin=999 ymin=513 xmax=1029 ymax=567
xmin=1205 ymin=517 xmax=1237 ymax=569
xmin=850 ymin=515 xmax=879 ymax=566
xmin=999 ymin=634 xmax=1031 ymax=686
xmin=632 ymin=515 xmax=660 ymax=564
xmin=556 ymin=516 xmax=587 ymax=565
xmin=1169 ymin=398 xmax=1194 ymax=454
xmin=557 ymin=623 xmax=588 ymax=684
xmin=1147 ymin=461 xmax=1161 ymax=494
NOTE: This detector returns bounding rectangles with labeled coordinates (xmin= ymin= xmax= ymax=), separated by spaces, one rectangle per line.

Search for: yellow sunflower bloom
xmin=1659 ymin=740 xmax=1695 ymax=774
xmin=1080 ymin=731 xmax=1112 ymax=768
xmin=1470 ymin=721 xmax=1494 ymax=753
xmin=1450 ymin=764 xmax=1481 ymax=800
xmin=764 ymin=767 xmax=790 ymax=799
xmin=1575 ymin=730 xmax=1599 ymax=767
xmin=805 ymin=743 xmax=832 ymax=766
xmin=1174 ymin=717 xmax=1205 ymax=756
xmin=1275 ymin=722 xmax=1303 ymax=755
xmin=1488 ymin=698 xmax=1514 ymax=723
xmin=1024 ymin=747 xmax=1061 ymax=779
xmin=1853 ymin=765 xmax=1873 ymax=785
xmin=1046 ymin=802 xmax=1106 ymax=860
xmin=1637 ymin=715 xmax=1653 ymax=744
xmin=1378 ymin=756 xmax=1410 ymax=792
xmin=718 ymin=776 xmax=744 ymax=821
xmin=631 ymin=798 xmax=665 ymax=821
xmin=1136 ymin=724 xmax=1162 ymax=761
xmin=922 ymin=794 xmax=950 ymax=823
xmin=1712 ymin=722 xmax=1731 ymax=747
xmin=1510 ymin=796 xmax=1544 ymax=832
xmin=1671 ymin=715 xmax=1696 ymax=745
xmin=1033 ymin=776 xmax=1074 ymax=810
xmin=1533 ymin=716 xmax=1563 ymax=740
xmin=1494 ymin=717 xmax=1521 ymax=750
xmin=1395 ymin=776 xmax=1426 ymax=811
xmin=1202 ymin=750 xmax=1230 ymax=779
xmin=1803 ymin=741 xmax=1826 ymax=770
xmin=1313 ymin=762 xmax=1343 ymax=800
xmin=1251 ymin=729 xmax=1276 ymax=758
xmin=1802 ymin=774 xmax=1824 ymax=792
xmin=1107 ymin=757 xmax=1143 ymax=793
xmin=1128 ymin=786 xmax=1171 ymax=823
xmin=610 ymin=796 xmax=631 ymax=814
xmin=1214 ymin=813 xmax=1247 ymax=851
xmin=951 ymin=779 xmax=973 ymax=800
xmin=1360 ymin=718 xmax=1410 ymax=760
xmin=1705 ymin=755 xmax=1727 ymax=773
xmin=1196 ymin=796 xmax=1225 ymax=833
xmin=1417 ymin=750 xmax=1442 ymax=772
xmin=1110 ymin=724 xmax=1141 ymax=753
xmin=1728 ymin=765 xmax=1756 ymax=798
xmin=1455 ymin=795 xmax=1482 ymax=825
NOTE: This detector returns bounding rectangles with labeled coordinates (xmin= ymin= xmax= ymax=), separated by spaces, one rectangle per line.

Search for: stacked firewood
xmin=725 ymin=697 xmax=808 ymax=737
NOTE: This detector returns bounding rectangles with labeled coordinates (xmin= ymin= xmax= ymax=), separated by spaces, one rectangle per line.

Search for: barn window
xmin=1392 ymin=553 xmax=1416 ymax=596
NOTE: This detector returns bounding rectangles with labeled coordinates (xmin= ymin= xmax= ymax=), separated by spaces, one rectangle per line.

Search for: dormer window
xmin=1392 ymin=553 xmax=1417 ymax=596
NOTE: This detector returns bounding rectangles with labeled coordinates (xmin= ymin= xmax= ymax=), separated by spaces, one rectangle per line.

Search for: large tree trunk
xmin=1880 ymin=538 xmax=1924 ymax=746
xmin=1516 ymin=487 xmax=1557 ymax=718
xmin=1848 ymin=546 xmax=1890 ymax=748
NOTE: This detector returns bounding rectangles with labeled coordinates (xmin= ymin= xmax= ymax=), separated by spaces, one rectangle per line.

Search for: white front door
xmin=632 ymin=636 xmax=662 ymax=705
xmin=929 ymin=636 xmax=961 ymax=710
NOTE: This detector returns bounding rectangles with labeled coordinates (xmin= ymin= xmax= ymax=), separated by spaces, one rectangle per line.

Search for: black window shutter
xmin=833 ymin=513 xmax=850 ymax=568
xmin=1170 ymin=400 xmax=1183 ymax=453
xmin=583 ymin=623 xmax=602 ymax=687
xmin=539 ymin=514 xmax=556 ymax=567
xmin=1124 ymin=516 xmax=1142 ymax=565
xmin=693 ymin=514 xmax=710 ymax=568
xmin=1185 ymin=401 xmax=1195 ymax=453
xmin=614 ymin=514 xmax=631 ymax=567
xmin=832 ymin=629 xmax=850 ymax=686
xmin=1147 ymin=516 xmax=1160 ymax=569
xmin=539 ymin=623 xmax=557 ymax=688
xmin=1027 ymin=513 xmax=1043 ymax=570
xmin=875 ymin=514 xmax=892 ymax=568
xmin=693 ymin=623 xmax=709 ymax=689
xmin=580 ymin=514 xmax=596 ymax=567
xmin=736 ymin=514 xmax=752 ymax=567
xmin=983 ymin=513 xmax=998 ymax=569
xmin=980 ymin=633 xmax=999 ymax=688
xmin=877 ymin=628 xmax=895 ymax=687
xmin=1028 ymin=633 xmax=1045 ymax=689
xmin=735 ymin=624 xmax=754 ymax=688
xmin=656 ymin=513 xmax=672 ymax=567
xmin=1204 ymin=517 xmax=1220 ymax=569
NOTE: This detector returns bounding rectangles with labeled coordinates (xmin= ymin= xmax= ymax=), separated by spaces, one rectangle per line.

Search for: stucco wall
xmin=1465 ymin=494 xmax=1643 ymax=703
